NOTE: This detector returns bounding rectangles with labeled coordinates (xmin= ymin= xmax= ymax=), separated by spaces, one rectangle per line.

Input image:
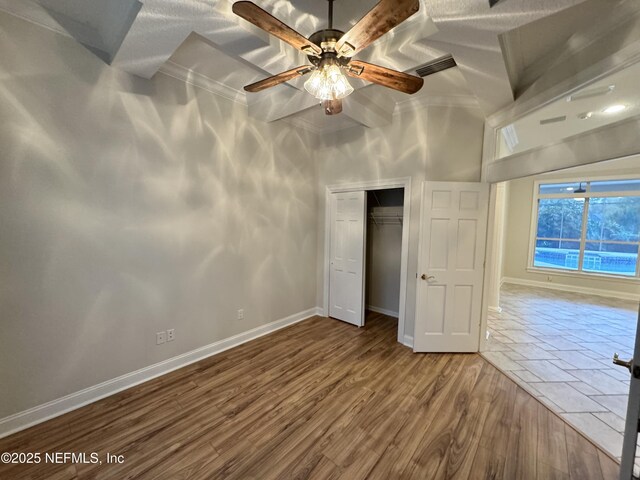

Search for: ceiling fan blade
xmin=335 ymin=0 xmax=419 ymax=58
xmin=323 ymin=99 xmax=342 ymax=115
xmin=232 ymin=2 xmax=322 ymax=57
xmin=244 ymin=66 xmax=313 ymax=92
xmin=346 ymin=60 xmax=423 ymax=94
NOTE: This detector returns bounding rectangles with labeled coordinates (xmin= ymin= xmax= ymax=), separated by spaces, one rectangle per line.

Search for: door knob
xmin=613 ymin=353 xmax=633 ymax=373
xmin=420 ymin=274 xmax=436 ymax=281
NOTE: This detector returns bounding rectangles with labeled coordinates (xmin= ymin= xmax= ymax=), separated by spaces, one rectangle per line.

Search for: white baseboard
xmin=403 ymin=334 xmax=414 ymax=349
xmin=0 ymin=307 xmax=321 ymax=440
xmin=366 ymin=305 xmax=399 ymax=318
xmin=488 ymin=306 xmax=503 ymax=313
xmin=502 ymin=277 xmax=640 ymax=302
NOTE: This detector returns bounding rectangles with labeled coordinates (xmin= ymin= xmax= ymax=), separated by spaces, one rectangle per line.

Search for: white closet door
xmin=414 ymin=182 xmax=489 ymax=352
xmin=329 ymin=191 xmax=366 ymax=327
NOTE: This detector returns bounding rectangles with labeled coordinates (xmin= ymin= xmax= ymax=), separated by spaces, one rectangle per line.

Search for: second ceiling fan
xmin=232 ymin=0 xmax=424 ymax=115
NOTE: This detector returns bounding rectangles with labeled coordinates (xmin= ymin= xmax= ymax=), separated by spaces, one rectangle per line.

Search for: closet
xmin=365 ymin=188 xmax=404 ymax=320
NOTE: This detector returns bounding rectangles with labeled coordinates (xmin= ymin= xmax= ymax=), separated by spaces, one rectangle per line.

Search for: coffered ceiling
xmin=0 ymin=0 xmax=610 ymax=132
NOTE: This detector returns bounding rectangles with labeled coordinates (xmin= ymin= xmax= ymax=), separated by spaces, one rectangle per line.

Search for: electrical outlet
xmin=237 ymin=309 xmax=244 ymax=320
xmin=167 ymin=329 xmax=175 ymax=342
xmin=156 ymin=331 xmax=166 ymax=345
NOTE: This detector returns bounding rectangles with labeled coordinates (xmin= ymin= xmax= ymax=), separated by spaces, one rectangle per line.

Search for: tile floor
xmin=482 ymin=283 xmax=639 ymax=464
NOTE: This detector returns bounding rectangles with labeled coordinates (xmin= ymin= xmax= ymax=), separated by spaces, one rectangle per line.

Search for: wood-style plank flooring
xmin=0 ymin=313 xmax=620 ymax=479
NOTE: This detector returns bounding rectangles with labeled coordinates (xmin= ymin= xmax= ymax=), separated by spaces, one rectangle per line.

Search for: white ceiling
xmin=0 ymin=0 xmax=616 ymax=132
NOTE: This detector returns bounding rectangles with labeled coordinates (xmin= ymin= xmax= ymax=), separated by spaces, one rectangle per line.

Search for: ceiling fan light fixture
xmin=233 ymin=0 xmax=423 ymax=115
xmin=304 ymin=60 xmax=354 ymax=101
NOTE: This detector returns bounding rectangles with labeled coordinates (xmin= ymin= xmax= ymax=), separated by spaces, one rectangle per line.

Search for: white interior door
xmin=329 ymin=191 xmax=366 ymax=327
xmin=414 ymin=182 xmax=489 ymax=352
xmin=617 ymin=306 xmax=640 ymax=480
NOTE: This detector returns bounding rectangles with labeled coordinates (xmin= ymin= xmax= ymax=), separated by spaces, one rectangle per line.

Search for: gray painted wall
xmin=0 ymin=12 xmax=318 ymax=419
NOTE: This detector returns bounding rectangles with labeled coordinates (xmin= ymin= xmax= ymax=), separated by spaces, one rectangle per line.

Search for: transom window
xmin=530 ymin=178 xmax=640 ymax=278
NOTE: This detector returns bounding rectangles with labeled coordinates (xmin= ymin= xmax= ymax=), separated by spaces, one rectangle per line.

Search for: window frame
xmin=527 ymin=174 xmax=640 ymax=282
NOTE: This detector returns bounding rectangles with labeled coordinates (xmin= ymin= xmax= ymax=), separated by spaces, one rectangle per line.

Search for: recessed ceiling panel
xmin=499 ymin=0 xmax=611 ymax=94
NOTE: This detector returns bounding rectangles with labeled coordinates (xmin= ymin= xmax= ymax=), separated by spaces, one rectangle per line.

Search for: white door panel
xmin=329 ymin=191 xmax=366 ymax=326
xmin=414 ymin=182 xmax=489 ymax=352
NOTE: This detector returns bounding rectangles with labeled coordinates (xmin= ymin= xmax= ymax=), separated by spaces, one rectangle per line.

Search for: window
xmin=531 ymin=178 xmax=640 ymax=278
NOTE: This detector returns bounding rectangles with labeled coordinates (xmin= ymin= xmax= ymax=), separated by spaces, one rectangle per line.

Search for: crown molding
xmin=394 ymin=94 xmax=481 ymax=115
xmin=280 ymin=112 xmax=362 ymax=135
xmin=279 ymin=115 xmax=325 ymax=135
xmin=0 ymin=1 xmax=71 ymax=39
xmin=157 ymin=61 xmax=345 ymax=135
xmin=157 ymin=60 xmax=248 ymax=106
xmin=0 ymin=0 xmax=110 ymax=56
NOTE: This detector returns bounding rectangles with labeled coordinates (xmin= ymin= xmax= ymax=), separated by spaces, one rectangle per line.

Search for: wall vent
xmin=415 ymin=55 xmax=457 ymax=78
xmin=567 ymin=85 xmax=615 ymax=102
xmin=539 ymin=115 xmax=567 ymax=125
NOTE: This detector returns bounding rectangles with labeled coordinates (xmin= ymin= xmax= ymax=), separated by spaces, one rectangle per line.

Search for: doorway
xmin=365 ymin=189 xmax=405 ymax=335
xmin=480 ymin=159 xmax=640 ymax=466
xmin=323 ymin=178 xmax=411 ymax=346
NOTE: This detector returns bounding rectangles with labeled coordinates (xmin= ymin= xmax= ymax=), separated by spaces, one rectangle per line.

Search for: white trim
xmin=367 ymin=305 xmax=399 ymax=318
xmin=0 ymin=307 xmax=320 ymax=440
xmin=480 ymin=183 xmax=499 ymax=352
xmin=279 ymin=115 xmax=325 ymax=135
xmin=157 ymin=66 xmax=480 ymax=135
xmin=488 ymin=306 xmax=503 ymax=313
xmin=0 ymin=4 xmax=69 ymax=37
xmin=502 ymin=277 xmax=640 ymax=302
xmin=484 ymin=112 xmax=640 ymax=183
xmin=0 ymin=1 xmax=92 ymax=48
xmin=402 ymin=334 xmax=414 ymax=349
xmin=525 ymin=267 xmax=640 ymax=284
xmin=158 ymin=60 xmax=247 ymax=106
xmin=157 ymin=65 xmax=340 ymax=136
xmin=323 ymin=177 xmax=411 ymax=346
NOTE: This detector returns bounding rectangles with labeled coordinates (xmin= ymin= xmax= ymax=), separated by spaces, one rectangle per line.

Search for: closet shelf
xmin=368 ymin=212 xmax=403 ymax=226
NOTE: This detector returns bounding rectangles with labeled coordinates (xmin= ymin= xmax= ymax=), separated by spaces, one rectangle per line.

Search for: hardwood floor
xmin=0 ymin=312 xmax=620 ymax=479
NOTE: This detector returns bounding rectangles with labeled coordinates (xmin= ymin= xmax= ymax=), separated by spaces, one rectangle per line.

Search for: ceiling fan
xmin=232 ymin=0 xmax=424 ymax=115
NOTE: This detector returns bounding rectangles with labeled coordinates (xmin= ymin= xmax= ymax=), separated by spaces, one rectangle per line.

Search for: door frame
xmin=323 ymin=177 xmax=412 ymax=346
xmin=478 ymin=183 xmax=500 ymax=352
